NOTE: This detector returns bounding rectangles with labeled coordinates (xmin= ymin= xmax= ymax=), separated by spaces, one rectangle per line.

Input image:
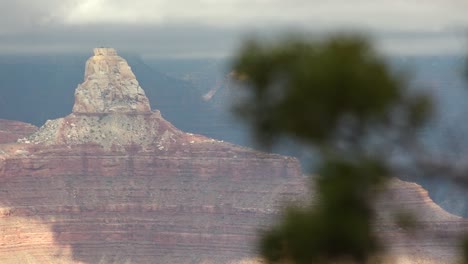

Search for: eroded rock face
xmin=0 ymin=119 xmax=37 ymax=144
xmin=375 ymin=178 xmax=468 ymax=263
xmin=0 ymin=142 xmax=304 ymax=264
xmin=72 ymin=48 xmax=151 ymax=114
xmin=0 ymin=48 xmax=306 ymax=263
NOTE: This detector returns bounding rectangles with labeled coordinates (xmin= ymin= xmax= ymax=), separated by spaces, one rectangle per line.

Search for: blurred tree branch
xmin=230 ymin=34 xmax=468 ymax=263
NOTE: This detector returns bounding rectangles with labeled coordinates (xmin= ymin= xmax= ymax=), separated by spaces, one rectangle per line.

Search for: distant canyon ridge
xmin=0 ymin=48 xmax=466 ymax=263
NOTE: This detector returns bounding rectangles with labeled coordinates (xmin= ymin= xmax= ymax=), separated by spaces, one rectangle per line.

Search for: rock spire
xmin=72 ymin=48 xmax=151 ymax=113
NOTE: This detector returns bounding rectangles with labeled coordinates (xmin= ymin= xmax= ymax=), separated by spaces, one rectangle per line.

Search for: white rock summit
xmin=72 ymin=48 xmax=151 ymax=113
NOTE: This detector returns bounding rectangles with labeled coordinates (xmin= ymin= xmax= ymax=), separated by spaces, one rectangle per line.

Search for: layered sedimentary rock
xmin=0 ymin=119 xmax=37 ymax=144
xmin=0 ymin=48 xmax=304 ymax=263
xmin=375 ymin=178 xmax=468 ymax=263
xmin=0 ymin=48 xmax=466 ymax=264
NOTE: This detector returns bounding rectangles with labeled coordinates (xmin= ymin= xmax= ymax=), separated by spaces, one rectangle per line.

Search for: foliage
xmin=231 ymin=35 xmax=432 ymax=263
xmin=232 ymin=36 xmax=430 ymax=149
xmin=260 ymin=159 xmax=387 ymax=264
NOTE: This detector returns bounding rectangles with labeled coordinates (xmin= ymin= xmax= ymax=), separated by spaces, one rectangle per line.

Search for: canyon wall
xmin=0 ymin=48 xmax=305 ymax=263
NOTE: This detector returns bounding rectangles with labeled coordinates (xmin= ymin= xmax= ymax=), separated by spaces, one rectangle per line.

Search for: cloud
xmin=0 ymin=24 xmax=244 ymax=57
xmin=0 ymin=0 xmax=467 ymax=56
xmin=57 ymin=0 xmax=468 ymax=31
xmin=0 ymin=0 xmax=75 ymax=34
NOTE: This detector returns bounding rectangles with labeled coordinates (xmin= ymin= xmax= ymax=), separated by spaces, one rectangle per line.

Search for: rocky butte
xmin=0 ymin=48 xmax=305 ymax=264
xmin=0 ymin=48 xmax=466 ymax=263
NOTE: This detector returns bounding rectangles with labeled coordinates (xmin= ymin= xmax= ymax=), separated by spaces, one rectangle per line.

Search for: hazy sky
xmin=0 ymin=0 xmax=467 ymax=57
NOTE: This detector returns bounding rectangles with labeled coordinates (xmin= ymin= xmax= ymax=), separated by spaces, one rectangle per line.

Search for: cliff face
xmin=0 ymin=119 xmax=37 ymax=144
xmin=375 ymin=178 xmax=468 ymax=263
xmin=0 ymin=48 xmax=305 ymax=263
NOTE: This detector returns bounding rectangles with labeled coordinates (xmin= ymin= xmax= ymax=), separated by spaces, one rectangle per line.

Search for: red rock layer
xmin=0 ymin=137 xmax=304 ymax=263
xmin=0 ymin=119 xmax=38 ymax=144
